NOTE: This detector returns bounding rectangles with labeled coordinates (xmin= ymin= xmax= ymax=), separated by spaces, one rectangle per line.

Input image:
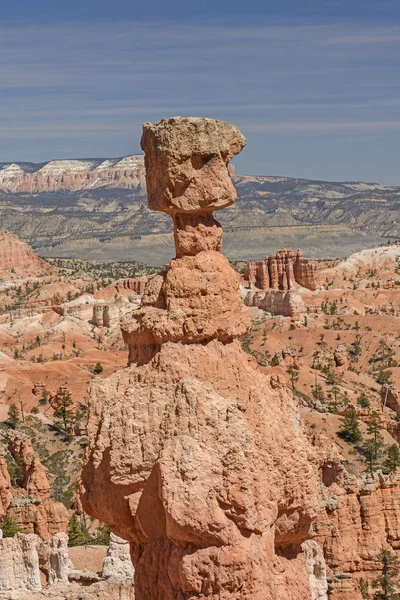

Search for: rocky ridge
xmin=0 ymin=232 xmax=55 ymax=281
xmin=0 ymin=156 xmax=145 ymax=193
xmin=0 ymin=155 xmax=396 ymax=265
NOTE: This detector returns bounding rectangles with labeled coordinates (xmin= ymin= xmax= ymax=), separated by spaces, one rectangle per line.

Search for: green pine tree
xmin=360 ymin=410 xmax=385 ymax=473
xmin=357 ymin=392 xmax=371 ymax=409
xmin=1 ymin=515 xmax=20 ymax=538
xmin=338 ymin=407 xmax=362 ymax=444
xmin=367 ymin=411 xmax=385 ymax=457
xmin=7 ymin=403 xmax=20 ymax=428
xmin=361 ymin=438 xmax=382 ymax=474
xmin=372 ymin=548 xmax=400 ymax=600
xmin=54 ymin=388 xmax=75 ymax=436
xmin=67 ymin=513 xmax=87 ymax=547
xmin=384 ymin=445 xmax=400 ymax=474
xmin=5 ymin=452 xmax=24 ymax=487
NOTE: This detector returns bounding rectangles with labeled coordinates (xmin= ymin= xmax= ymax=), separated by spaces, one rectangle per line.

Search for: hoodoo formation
xmin=245 ymin=249 xmax=317 ymax=292
xmin=80 ymin=117 xmax=323 ymax=599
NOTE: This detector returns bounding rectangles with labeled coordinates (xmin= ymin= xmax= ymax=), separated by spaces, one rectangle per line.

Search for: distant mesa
xmin=0 ymin=155 xmax=146 ymax=193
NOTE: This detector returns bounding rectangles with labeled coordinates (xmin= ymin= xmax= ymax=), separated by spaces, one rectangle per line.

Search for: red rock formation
xmin=0 ymin=231 xmax=56 ymax=280
xmin=0 ymin=450 xmax=12 ymax=520
xmin=245 ymin=248 xmax=317 ymax=291
xmin=81 ymin=117 xmax=320 ymax=600
xmin=294 ymin=249 xmax=318 ymax=291
xmin=6 ymin=431 xmax=69 ymax=540
xmin=115 ymin=278 xmax=147 ymax=295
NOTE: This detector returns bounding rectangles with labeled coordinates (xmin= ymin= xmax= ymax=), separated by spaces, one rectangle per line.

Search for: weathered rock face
xmin=333 ymin=344 xmax=348 ymax=368
xmin=244 ymin=288 xmax=306 ymax=320
xmin=81 ymin=117 xmax=320 ymax=600
xmin=0 ymin=231 xmax=55 ymax=281
xmin=310 ymin=432 xmax=400 ymax=600
xmin=6 ymin=431 xmax=69 ymax=540
xmin=245 ymin=248 xmax=317 ymax=291
xmin=141 ymin=117 xmax=246 ymax=215
xmin=315 ymin=470 xmax=400 ymax=599
xmin=0 ymin=533 xmax=42 ymax=593
xmin=0 ymin=452 xmax=12 ymax=520
xmin=0 ymin=531 xmax=69 ymax=594
xmin=101 ymin=534 xmax=134 ymax=582
xmin=115 ymin=278 xmax=147 ymax=295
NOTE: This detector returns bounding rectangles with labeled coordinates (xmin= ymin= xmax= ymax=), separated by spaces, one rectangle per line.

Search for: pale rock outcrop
xmin=244 ymin=288 xmax=306 ymax=320
xmin=334 ymin=345 xmax=348 ymax=368
xmin=0 ymin=533 xmax=41 ymax=593
xmin=48 ymin=533 xmax=69 ymax=586
xmin=0 ymin=532 xmax=69 ymax=596
xmin=81 ymin=117 xmax=320 ymax=600
xmin=302 ymin=540 xmax=328 ymax=600
xmin=101 ymin=534 xmax=134 ymax=582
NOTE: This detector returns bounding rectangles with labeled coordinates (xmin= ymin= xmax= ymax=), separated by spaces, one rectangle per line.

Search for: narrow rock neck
xmin=172 ymin=212 xmax=222 ymax=258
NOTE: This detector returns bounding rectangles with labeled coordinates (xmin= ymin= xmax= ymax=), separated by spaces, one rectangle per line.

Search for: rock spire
xmin=81 ymin=117 xmax=320 ymax=600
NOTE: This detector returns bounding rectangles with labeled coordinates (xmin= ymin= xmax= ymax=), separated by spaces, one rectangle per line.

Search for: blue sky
xmin=1 ymin=0 xmax=400 ymax=184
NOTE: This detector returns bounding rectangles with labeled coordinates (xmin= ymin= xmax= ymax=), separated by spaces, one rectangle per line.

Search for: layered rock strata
xmin=81 ymin=117 xmax=320 ymax=600
xmin=0 ymin=156 xmax=145 ymax=193
xmin=245 ymin=248 xmax=317 ymax=291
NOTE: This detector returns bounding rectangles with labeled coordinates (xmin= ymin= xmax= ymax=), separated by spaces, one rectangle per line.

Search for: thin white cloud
xmin=0 ymin=20 xmax=399 ymax=182
xmin=243 ymin=120 xmax=400 ymax=133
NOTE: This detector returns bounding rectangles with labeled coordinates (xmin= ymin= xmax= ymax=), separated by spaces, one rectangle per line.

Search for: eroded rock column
xmin=81 ymin=117 xmax=321 ymax=600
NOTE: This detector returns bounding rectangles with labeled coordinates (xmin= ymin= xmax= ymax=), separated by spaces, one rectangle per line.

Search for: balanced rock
xmin=81 ymin=117 xmax=320 ymax=600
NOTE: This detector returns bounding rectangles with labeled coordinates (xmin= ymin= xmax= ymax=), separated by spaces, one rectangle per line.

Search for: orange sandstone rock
xmin=245 ymin=248 xmax=317 ymax=292
xmin=0 ymin=231 xmax=55 ymax=280
xmin=81 ymin=117 xmax=320 ymax=600
xmin=6 ymin=431 xmax=69 ymax=540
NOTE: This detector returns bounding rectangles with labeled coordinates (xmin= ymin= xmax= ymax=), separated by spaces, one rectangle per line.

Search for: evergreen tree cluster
xmin=338 ymin=409 xmax=400 ymax=474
